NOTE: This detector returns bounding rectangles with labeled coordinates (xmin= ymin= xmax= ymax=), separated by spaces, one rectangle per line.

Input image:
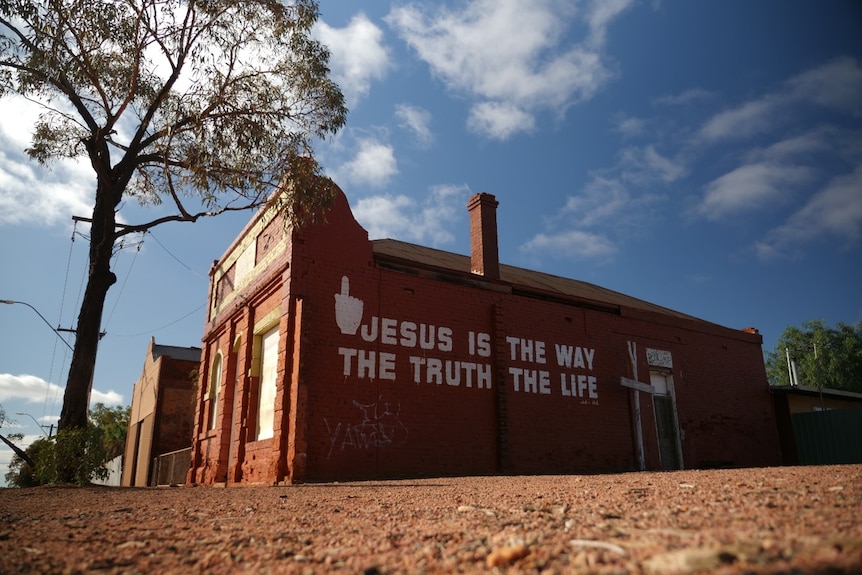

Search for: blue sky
xmin=1 ymin=0 xmax=861 ymax=481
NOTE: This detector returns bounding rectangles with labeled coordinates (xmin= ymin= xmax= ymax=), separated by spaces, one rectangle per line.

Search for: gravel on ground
xmin=1 ymin=464 xmax=860 ymax=574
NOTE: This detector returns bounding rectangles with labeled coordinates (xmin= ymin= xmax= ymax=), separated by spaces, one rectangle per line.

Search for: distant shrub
xmin=35 ymin=427 xmax=109 ymax=485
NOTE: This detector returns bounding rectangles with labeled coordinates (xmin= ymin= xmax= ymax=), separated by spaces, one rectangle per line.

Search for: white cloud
xmin=756 ymin=129 xmax=832 ymax=161
xmin=520 ymin=229 xmax=617 ymax=260
xmin=696 ymin=163 xmax=812 ymax=221
xmin=353 ymin=194 xmax=412 ymax=239
xmin=520 ymin=167 xmax=666 ymax=263
xmin=619 ymin=145 xmax=686 ymax=184
xmin=395 ymin=104 xmax=434 ymax=147
xmin=353 ymin=184 xmax=470 ymax=245
xmin=339 ymin=138 xmax=398 ymax=189
xmin=653 ymin=88 xmax=713 ymax=107
xmin=692 ymin=129 xmax=834 ymax=221
xmin=0 ymin=373 xmax=63 ymax=403
xmin=562 ymin=173 xmax=666 ymax=230
xmin=698 ymin=96 xmax=783 ymax=142
xmin=0 ymin=96 xmax=93 ymax=227
xmin=315 ymin=13 xmax=391 ymax=105
xmin=698 ymin=58 xmax=862 ymax=144
xmin=585 ymin=0 xmax=632 ymax=46
xmin=613 ymin=115 xmax=645 ymax=138
xmin=786 ymin=56 xmax=862 ymax=117
xmin=0 ymin=373 xmax=123 ymax=406
xmin=756 ymin=165 xmax=862 ymax=258
xmin=467 ymin=102 xmax=535 ymax=140
xmin=561 ymin=176 xmax=631 ymax=227
xmin=91 ymin=388 xmax=125 ymax=406
xmin=519 ymin=58 xmax=861 ymax=263
xmin=387 ymin=0 xmax=631 ymax=140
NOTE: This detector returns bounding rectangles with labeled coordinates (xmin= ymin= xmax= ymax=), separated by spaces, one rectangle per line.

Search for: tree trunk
xmin=58 ymin=178 xmax=118 ymax=431
xmin=0 ymin=433 xmax=35 ymax=469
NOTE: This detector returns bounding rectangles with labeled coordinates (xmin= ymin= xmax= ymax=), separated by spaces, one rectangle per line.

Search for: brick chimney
xmin=467 ymin=193 xmax=500 ymax=280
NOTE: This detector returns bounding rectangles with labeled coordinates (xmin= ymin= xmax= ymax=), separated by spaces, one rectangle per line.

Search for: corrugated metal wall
xmin=792 ymin=408 xmax=862 ymax=465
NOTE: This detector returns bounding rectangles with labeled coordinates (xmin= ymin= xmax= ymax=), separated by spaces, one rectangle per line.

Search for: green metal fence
xmin=792 ymin=408 xmax=862 ymax=465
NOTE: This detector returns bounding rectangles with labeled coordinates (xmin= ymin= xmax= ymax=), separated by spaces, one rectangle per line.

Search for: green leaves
xmin=766 ymin=319 xmax=862 ymax=393
xmin=2 ymin=0 xmax=347 ymax=228
xmin=3 ymin=404 xmax=129 ymax=486
xmin=34 ymin=427 xmax=110 ymax=485
xmin=3 ymin=1 xmax=346 ymax=436
xmin=89 ymin=402 xmax=129 ymax=460
xmin=5 ymin=437 xmax=51 ymax=487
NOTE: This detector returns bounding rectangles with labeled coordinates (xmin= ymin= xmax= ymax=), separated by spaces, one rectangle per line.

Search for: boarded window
xmin=256 ymin=327 xmax=279 ymax=440
xmin=209 ymin=354 xmax=222 ymax=430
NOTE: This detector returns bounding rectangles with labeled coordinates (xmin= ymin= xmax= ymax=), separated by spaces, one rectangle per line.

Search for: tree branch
xmin=114 ymin=198 xmax=268 ymax=238
xmin=0 ymin=432 xmax=35 ymax=469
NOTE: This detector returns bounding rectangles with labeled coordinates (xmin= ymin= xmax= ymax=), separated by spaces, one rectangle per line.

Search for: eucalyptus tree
xmin=765 ymin=319 xmax=862 ymax=393
xmin=0 ymin=0 xmax=346 ymax=432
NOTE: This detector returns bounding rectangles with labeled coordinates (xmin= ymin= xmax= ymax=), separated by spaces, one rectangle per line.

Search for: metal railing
xmin=151 ymin=447 xmax=191 ymax=486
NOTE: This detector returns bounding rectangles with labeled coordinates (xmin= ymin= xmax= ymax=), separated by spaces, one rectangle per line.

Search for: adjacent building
xmin=771 ymin=384 xmax=862 ymax=465
xmin=188 ymin=188 xmax=782 ymax=485
xmin=122 ymin=337 xmax=200 ymax=486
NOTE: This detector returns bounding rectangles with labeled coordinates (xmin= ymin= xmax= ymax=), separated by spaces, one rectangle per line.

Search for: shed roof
xmin=372 ymin=239 xmax=712 ymax=325
xmin=152 ymin=343 xmax=202 ymax=363
xmin=770 ymin=385 xmax=862 ymax=401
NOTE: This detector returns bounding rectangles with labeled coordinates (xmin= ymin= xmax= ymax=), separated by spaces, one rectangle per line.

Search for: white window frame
xmin=256 ymin=327 xmax=279 ymax=440
xmin=209 ymin=352 xmax=223 ymax=431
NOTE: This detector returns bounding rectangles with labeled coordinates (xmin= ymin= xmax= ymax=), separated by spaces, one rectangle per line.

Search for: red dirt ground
xmin=1 ymin=464 xmax=860 ymax=574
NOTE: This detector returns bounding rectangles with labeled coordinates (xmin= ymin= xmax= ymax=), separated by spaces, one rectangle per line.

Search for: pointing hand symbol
xmin=334 ymin=276 xmax=363 ymax=335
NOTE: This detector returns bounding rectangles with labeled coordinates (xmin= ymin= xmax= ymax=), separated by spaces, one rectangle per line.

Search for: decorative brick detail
xmin=256 ymin=214 xmax=284 ymax=263
xmin=215 ymin=264 xmax=235 ymax=309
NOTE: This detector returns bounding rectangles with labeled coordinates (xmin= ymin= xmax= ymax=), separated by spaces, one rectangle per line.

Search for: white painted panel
xmin=257 ymin=327 xmax=279 ymax=440
xmin=650 ymin=371 xmax=669 ymax=395
xmin=209 ymin=354 xmax=222 ymax=430
xmin=234 ymin=240 xmax=257 ymax=286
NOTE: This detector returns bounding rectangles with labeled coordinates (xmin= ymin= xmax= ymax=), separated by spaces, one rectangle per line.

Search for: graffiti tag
xmin=324 ymin=397 xmax=409 ymax=460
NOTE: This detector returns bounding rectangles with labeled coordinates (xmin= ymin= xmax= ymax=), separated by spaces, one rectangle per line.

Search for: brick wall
xmin=123 ymin=343 xmax=198 ymax=487
xmin=188 ymin=188 xmax=782 ymax=485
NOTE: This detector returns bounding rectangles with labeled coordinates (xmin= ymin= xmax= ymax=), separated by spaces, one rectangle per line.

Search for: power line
xmin=148 ymin=231 xmax=209 ymax=281
xmin=103 ymin=235 xmax=144 ymax=330
xmin=114 ymin=303 xmax=207 ymax=337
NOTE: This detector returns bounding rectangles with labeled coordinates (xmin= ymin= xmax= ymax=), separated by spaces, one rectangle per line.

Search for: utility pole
xmin=17 ymin=412 xmax=54 ymax=438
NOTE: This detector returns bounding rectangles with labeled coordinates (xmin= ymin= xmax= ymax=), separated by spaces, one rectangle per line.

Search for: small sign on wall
xmin=646 ymin=348 xmax=672 ymax=369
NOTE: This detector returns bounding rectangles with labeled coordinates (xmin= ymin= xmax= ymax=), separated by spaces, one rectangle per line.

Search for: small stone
xmin=643 ymin=547 xmax=725 ymax=574
xmin=569 ymin=539 xmax=627 ymax=557
xmin=486 ymin=544 xmax=529 ymax=567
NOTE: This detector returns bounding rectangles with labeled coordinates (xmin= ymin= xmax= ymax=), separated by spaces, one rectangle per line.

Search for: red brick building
xmin=188 ymin=188 xmax=781 ymax=485
xmin=123 ymin=337 xmax=200 ymax=486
